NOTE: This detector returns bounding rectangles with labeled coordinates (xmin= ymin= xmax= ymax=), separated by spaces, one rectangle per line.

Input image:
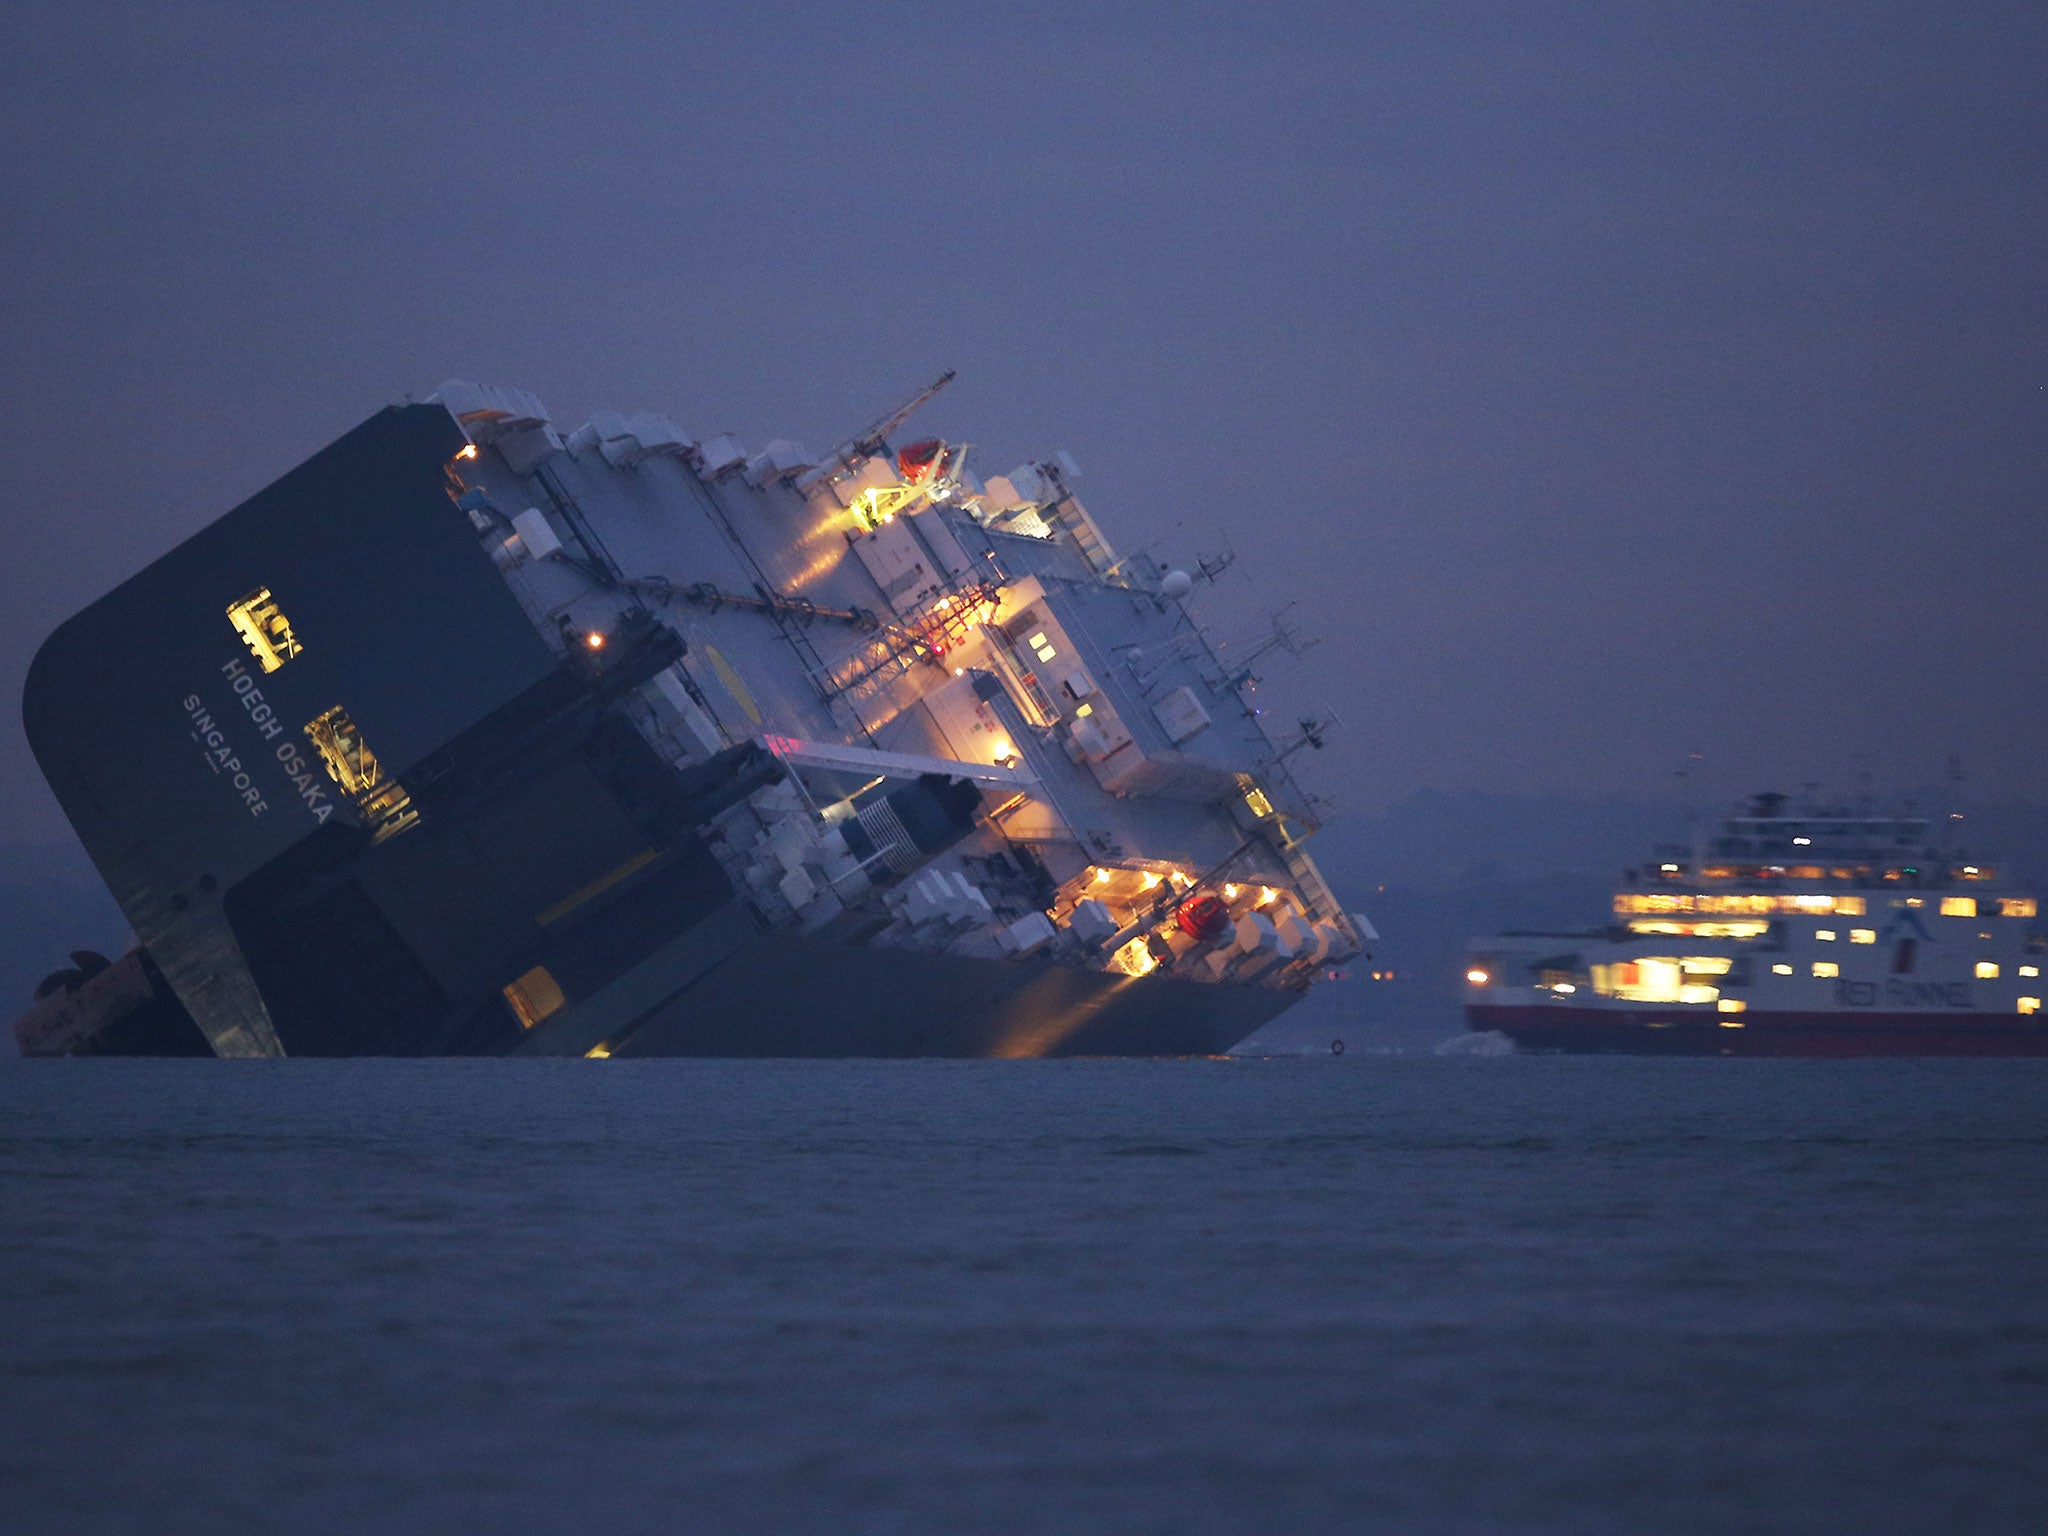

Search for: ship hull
xmin=516 ymin=907 xmax=1298 ymax=1059
xmin=1468 ymin=1004 xmax=2048 ymax=1057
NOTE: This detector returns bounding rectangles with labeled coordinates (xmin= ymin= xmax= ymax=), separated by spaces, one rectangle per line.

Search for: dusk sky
xmin=4 ymin=1 xmax=2043 ymax=851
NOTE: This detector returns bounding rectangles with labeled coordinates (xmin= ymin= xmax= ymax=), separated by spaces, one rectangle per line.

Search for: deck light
xmin=457 ymin=444 xmax=478 ymax=460
xmin=1465 ymin=968 xmax=1489 ymax=985
xmin=585 ymin=632 xmax=605 ymax=650
xmin=1223 ymin=883 xmax=1240 ymax=900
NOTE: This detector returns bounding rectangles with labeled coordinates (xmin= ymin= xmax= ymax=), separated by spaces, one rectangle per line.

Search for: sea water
xmin=2 ymin=1054 xmax=2044 ymax=1535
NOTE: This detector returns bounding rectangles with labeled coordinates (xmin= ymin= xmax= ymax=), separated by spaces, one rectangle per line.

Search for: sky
xmin=2 ymin=0 xmax=2043 ymax=853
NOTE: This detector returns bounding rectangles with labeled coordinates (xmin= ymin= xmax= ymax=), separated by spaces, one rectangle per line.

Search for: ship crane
xmin=846 ymin=438 xmax=974 ymax=533
xmin=811 ymin=369 xmax=957 ymax=487
xmin=845 ymin=369 xmax=955 ymax=460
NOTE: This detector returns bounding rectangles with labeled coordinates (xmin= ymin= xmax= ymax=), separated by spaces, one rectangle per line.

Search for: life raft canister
xmin=896 ymin=439 xmax=945 ymax=484
xmin=1176 ymin=893 xmax=1230 ymax=941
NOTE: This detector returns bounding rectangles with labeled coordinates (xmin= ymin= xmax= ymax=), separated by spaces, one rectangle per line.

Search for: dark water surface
xmin=3 ymin=1055 xmax=2045 ymax=1535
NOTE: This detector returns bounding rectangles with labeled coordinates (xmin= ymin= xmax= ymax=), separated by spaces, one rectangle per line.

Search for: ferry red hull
xmin=1467 ymin=1005 xmax=2048 ymax=1057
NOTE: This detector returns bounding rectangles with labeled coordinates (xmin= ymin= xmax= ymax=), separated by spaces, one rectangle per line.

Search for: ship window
xmin=226 ymin=586 xmax=303 ymax=672
xmin=2021 ymin=966 xmax=2040 ymax=979
xmin=2020 ymin=997 xmax=2041 ymax=1015
xmin=1772 ymin=963 xmax=1794 ymax=975
xmin=1816 ymin=929 xmax=1836 ymax=941
xmin=1717 ymin=999 xmax=1746 ymax=1013
xmin=2001 ymin=898 xmax=2038 ymax=918
xmin=1940 ymin=897 xmax=1977 ymax=918
xmin=1682 ymin=956 xmax=1732 ymax=975
xmin=305 ymin=706 xmax=421 ymax=844
xmin=1976 ymin=961 xmax=2000 ymax=979
xmin=1850 ymin=929 xmax=1876 ymax=944
xmin=503 ymin=966 xmax=566 ymax=1029
xmin=1074 ymin=703 xmax=1094 ymax=718
xmin=1813 ymin=961 xmax=1840 ymax=978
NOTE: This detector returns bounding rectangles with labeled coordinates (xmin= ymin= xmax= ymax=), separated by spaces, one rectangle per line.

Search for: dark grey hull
xmin=520 ymin=903 xmax=1297 ymax=1059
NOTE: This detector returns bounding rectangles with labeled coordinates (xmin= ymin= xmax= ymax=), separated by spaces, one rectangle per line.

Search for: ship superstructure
xmin=1463 ymin=794 xmax=2047 ymax=1055
xmin=18 ymin=377 xmax=1368 ymax=1058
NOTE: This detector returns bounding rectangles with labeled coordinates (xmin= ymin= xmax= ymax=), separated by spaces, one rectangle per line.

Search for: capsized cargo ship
xmin=1462 ymin=794 xmax=2048 ymax=1055
xmin=16 ymin=375 xmax=1371 ymax=1058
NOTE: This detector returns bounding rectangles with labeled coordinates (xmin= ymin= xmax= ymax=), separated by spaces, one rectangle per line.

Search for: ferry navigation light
xmin=1794 ymin=836 xmax=1812 ymax=845
xmin=1465 ymin=968 xmax=1489 ymax=985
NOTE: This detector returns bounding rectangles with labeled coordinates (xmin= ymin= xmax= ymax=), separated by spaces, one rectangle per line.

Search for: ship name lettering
xmin=221 ymin=657 xmax=284 ymax=740
xmin=1884 ymin=979 xmax=1972 ymax=1010
xmin=184 ymin=691 xmax=268 ymax=817
xmin=274 ymin=740 xmax=333 ymax=823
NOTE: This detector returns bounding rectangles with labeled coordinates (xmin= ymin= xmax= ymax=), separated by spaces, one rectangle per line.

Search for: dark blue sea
xmin=3 ymin=1053 xmax=2045 ymax=1535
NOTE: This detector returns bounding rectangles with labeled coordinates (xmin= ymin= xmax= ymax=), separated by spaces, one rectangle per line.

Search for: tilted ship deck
xmin=1463 ymin=795 xmax=2048 ymax=1056
xmin=16 ymin=376 xmax=1369 ymax=1057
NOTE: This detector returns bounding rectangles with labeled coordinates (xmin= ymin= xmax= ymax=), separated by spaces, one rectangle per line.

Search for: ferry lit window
xmin=1813 ymin=961 xmax=1840 ymax=978
xmin=1074 ymin=703 xmax=1094 ymax=718
xmin=1772 ymin=963 xmax=1793 ymax=975
xmin=1976 ymin=962 xmax=2000 ymax=979
xmin=1816 ymin=929 xmax=1836 ymax=942
xmin=2021 ymin=966 xmax=2040 ymax=979
xmin=2020 ymin=997 xmax=2041 ymax=1016
xmin=1717 ymin=999 xmax=1747 ymax=1013
xmin=2001 ymin=898 xmax=2039 ymax=919
xmin=1026 ymin=631 xmax=1058 ymax=663
xmin=1939 ymin=897 xmax=1979 ymax=917
xmin=304 ymin=706 xmax=421 ymax=844
xmin=226 ymin=586 xmax=303 ymax=672
xmin=1850 ymin=929 xmax=1876 ymax=944
xmin=1243 ymin=785 xmax=1274 ymax=819
xmin=503 ymin=966 xmax=566 ymax=1029
xmin=1835 ymin=896 xmax=1866 ymax=916
xmin=1681 ymin=956 xmax=1732 ymax=975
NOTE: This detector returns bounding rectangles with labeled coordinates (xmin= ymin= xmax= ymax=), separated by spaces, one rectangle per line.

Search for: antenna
xmin=1943 ymin=753 xmax=1966 ymax=856
xmin=1234 ymin=603 xmax=1319 ymax=668
xmin=1261 ymin=713 xmax=1337 ymax=770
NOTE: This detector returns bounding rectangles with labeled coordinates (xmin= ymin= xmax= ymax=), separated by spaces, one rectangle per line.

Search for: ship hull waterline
xmin=1468 ymin=1004 xmax=2048 ymax=1057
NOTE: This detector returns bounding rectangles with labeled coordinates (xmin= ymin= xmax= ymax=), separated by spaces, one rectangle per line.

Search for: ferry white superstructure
xmin=1463 ymin=795 xmax=2047 ymax=1055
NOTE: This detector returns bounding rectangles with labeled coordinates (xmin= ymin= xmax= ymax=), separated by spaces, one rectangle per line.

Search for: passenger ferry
xmin=1463 ymin=794 xmax=2047 ymax=1055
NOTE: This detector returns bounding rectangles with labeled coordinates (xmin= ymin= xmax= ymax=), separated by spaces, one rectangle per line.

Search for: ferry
xmin=1463 ymin=794 xmax=2047 ymax=1055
